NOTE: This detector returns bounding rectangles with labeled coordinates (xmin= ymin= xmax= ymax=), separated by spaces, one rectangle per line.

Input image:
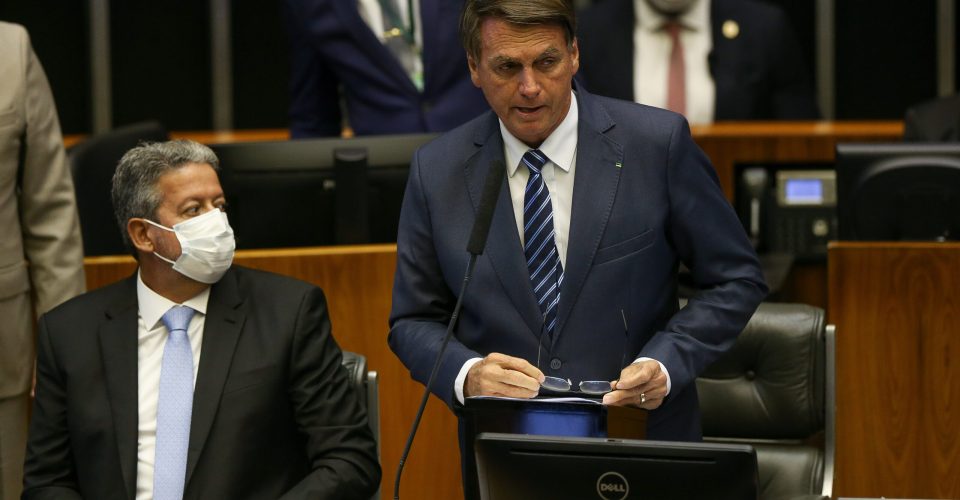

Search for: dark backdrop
xmin=0 ymin=0 xmax=948 ymax=133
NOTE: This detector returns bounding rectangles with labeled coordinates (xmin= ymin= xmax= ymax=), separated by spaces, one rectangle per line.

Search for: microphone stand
xmin=393 ymin=160 xmax=505 ymax=500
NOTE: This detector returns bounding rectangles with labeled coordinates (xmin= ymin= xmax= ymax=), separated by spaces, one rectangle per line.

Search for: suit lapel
xmin=465 ymin=116 xmax=545 ymax=340
xmin=184 ymin=269 xmax=246 ymax=487
xmin=555 ymin=90 xmax=623 ymax=341
xmin=98 ymin=276 xmax=140 ymax=500
xmin=331 ymin=0 xmax=420 ymax=96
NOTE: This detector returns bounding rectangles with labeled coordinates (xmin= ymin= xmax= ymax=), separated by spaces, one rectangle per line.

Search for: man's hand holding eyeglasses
xmin=602 ymin=360 xmax=668 ymax=409
xmin=464 ymin=352 xmax=545 ymax=398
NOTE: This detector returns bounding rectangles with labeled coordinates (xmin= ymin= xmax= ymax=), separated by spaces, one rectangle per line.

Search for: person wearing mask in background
xmin=577 ymin=0 xmax=819 ymax=123
xmin=0 ymin=21 xmax=85 ymax=500
xmin=388 ymin=1 xmax=767 ymax=496
xmin=23 ymin=140 xmax=380 ymax=499
xmin=283 ymin=0 xmax=490 ymax=137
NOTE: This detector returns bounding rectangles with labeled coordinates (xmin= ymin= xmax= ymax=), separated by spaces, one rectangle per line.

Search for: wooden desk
xmin=84 ymin=245 xmax=464 ymax=500
xmin=829 ymin=242 xmax=960 ymax=499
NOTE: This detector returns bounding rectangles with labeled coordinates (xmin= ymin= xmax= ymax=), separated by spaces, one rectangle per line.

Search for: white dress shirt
xmin=454 ymin=93 xmax=671 ymax=404
xmin=135 ymin=272 xmax=210 ymax=500
xmin=633 ymin=0 xmax=715 ymax=124
xmin=502 ymin=92 xmax=580 ymax=269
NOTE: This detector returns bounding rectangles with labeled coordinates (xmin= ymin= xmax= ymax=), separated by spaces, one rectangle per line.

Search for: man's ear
xmin=467 ymin=54 xmax=481 ymax=88
xmin=570 ymin=38 xmax=580 ymax=75
xmin=128 ymin=218 xmax=155 ymax=254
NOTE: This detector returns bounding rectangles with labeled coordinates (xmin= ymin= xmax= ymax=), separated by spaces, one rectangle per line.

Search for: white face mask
xmin=145 ymin=209 xmax=236 ymax=284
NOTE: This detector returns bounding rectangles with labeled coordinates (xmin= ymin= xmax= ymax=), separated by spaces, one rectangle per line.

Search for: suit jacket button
xmin=549 ymin=358 xmax=562 ymax=370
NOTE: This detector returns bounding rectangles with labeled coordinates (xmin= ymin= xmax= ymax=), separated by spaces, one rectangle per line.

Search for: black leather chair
xmin=69 ymin=121 xmax=168 ymax=256
xmin=340 ymin=351 xmax=381 ymax=500
xmin=696 ymin=302 xmax=835 ymax=500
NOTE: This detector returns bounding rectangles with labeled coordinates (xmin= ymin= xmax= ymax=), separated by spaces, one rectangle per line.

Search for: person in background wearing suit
xmin=389 ymin=0 xmax=766 ymax=494
xmin=903 ymin=93 xmax=960 ymax=142
xmin=577 ymin=0 xmax=819 ymax=123
xmin=0 ymin=21 xmax=85 ymax=500
xmin=22 ymin=140 xmax=380 ymax=499
xmin=283 ymin=0 xmax=490 ymax=137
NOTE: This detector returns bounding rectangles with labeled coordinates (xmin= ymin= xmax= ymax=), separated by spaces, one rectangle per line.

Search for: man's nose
xmin=518 ymin=68 xmax=541 ymax=98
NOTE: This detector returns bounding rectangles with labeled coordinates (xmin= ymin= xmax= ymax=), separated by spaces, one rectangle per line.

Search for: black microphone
xmin=394 ymin=159 xmax=506 ymax=500
xmin=467 ymin=159 xmax=507 ymax=255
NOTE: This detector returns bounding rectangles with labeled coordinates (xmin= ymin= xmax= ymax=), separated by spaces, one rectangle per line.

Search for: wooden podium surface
xmin=83 ymin=245 xmax=465 ymax=500
xmin=829 ymin=242 xmax=960 ymax=499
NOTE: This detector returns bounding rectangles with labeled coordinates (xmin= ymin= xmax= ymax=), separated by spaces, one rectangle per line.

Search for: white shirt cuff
xmin=454 ymin=357 xmax=484 ymax=405
xmin=634 ymin=357 xmax=672 ymax=396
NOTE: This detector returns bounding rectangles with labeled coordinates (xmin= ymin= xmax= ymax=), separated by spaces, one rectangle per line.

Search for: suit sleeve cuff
xmin=455 ymin=357 xmax=484 ymax=405
xmin=634 ymin=357 xmax=672 ymax=396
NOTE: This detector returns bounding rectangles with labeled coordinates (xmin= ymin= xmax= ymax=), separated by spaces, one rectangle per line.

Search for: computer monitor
xmin=474 ymin=433 xmax=759 ymax=500
xmin=835 ymin=143 xmax=960 ymax=241
xmin=210 ymin=133 xmax=437 ymax=249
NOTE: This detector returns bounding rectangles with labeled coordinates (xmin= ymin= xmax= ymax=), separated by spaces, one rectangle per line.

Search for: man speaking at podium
xmin=389 ymin=0 xmax=766 ymax=450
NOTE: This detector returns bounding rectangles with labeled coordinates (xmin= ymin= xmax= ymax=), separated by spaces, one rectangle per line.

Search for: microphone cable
xmin=393 ymin=159 xmax=506 ymax=500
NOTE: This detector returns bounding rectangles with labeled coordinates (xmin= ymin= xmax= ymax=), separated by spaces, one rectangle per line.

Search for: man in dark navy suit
xmin=389 ymin=0 xmax=766 ymax=452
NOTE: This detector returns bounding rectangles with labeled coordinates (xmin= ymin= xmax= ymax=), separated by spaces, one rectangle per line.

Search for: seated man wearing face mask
xmin=22 ymin=140 xmax=381 ymax=500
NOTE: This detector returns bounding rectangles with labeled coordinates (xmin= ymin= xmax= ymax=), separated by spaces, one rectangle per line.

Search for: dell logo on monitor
xmin=596 ymin=471 xmax=629 ymax=500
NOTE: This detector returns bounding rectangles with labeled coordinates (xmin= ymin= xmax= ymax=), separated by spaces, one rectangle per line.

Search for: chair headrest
xmin=697 ymin=302 xmax=826 ymax=439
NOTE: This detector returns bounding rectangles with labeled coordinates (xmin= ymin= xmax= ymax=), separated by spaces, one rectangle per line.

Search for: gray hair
xmin=460 ymin=0 xmax=576 ymax=61
xmin=111 ymin=139 xmax=220 ymax=253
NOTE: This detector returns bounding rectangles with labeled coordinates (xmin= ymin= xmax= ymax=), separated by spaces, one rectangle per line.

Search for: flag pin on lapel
xmin=615 ymin=162 xmax=622 ymax=169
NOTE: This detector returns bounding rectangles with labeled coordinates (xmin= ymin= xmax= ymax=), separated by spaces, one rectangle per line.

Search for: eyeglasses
xmin=536 ymin=310 xmax=630 ymax=396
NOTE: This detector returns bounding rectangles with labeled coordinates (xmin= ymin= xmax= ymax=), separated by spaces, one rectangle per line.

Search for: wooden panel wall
xmin=829 ymin=242 xmax=960 ymax=498
xmin=84 ymin=245 xmax=464 ymax=499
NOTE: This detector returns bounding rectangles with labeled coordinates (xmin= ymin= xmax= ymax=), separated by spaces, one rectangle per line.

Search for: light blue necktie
xmin=154 ymin=305 xmax=196 ymax=500
xmin=522 ymin=149 xmax=563 ymax=336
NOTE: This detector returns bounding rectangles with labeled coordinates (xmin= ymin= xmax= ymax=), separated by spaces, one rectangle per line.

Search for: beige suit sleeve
xmin=16 ymin=28 xmax=85 ymax=314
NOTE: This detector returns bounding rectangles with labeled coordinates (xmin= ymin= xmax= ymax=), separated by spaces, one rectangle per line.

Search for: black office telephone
xmin=736 ymin=165 xmax=837 ymax=262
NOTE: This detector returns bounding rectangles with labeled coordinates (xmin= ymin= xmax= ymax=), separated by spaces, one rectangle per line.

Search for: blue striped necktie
xmin=522 ymin=149 xmax=563 ymax=336
xmin=154 ymin=305 xmax=196 ymax=500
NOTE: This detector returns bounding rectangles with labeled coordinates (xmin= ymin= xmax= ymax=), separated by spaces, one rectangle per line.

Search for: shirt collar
xmin=137 ymin=269 xmax=211 ymax=330
xmin=635 ymin=0 xmax=710 ymax=32
xmin=501 ymin=90 xmax=579 ymax=178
